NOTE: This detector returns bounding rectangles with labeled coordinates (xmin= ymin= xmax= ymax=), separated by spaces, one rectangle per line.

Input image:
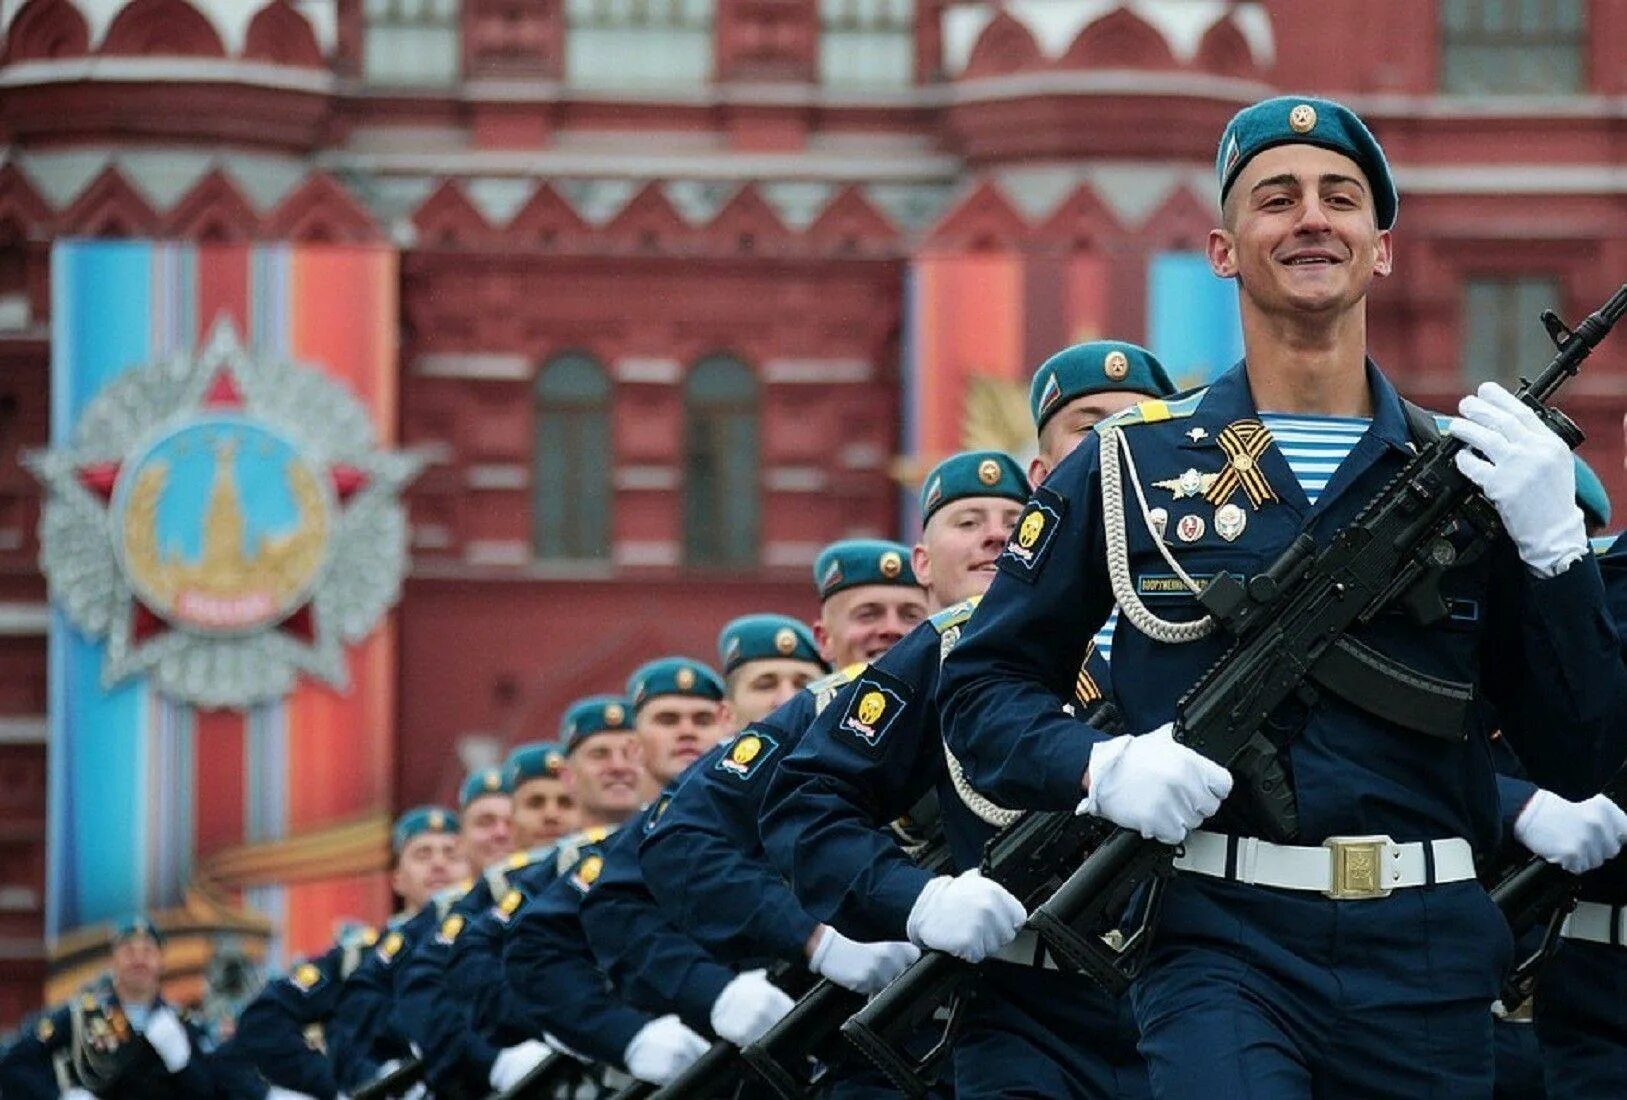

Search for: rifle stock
xmin=490 ymin=1049 xmax=588 ymax=1100
xmin=350 ymin=1056 xmax=425 ymax=1100
xmin=739 ymin=979 xmax=862 ymax=1099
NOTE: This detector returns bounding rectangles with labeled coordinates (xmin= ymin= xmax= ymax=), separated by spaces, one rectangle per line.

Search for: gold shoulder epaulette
xmin=1098 ymin=388 xmax=1208 ymax=430
xmin=928 ymin=595 xmax=981 ymax=635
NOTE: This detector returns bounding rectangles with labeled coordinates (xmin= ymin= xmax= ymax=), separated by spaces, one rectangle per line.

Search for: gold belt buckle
xmin=1322 ymin=834 xmax=1395 ymax=900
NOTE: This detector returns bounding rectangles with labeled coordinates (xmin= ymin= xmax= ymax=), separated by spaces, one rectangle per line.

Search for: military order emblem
xmin=879 ymin=550 xmax=903 ymax=579
xmin=28 ymin=320 xmax=421 ymax=708
xmin=1177 ymin=514 xmax=1206 ymax=542
xmin=774 ymin=627 xmax=798 ymax=655
xmin=676 ymin=666 xmax=697 ymax=690
xmin=1103 ymin=350 xmax=1130 ymax=381
xmin=1289 ymin=103 xmax=1317 ymax=133
xmin=977 ymin=459 xmax=1001 ymax=486
xmin=1149 ymin=507 xmax=1170 ymax=543
xmin=1215 ymin=503 xmax=1247 ymax=542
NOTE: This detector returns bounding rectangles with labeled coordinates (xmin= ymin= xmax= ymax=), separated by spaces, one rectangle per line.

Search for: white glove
xmin=1514 ymin=790 xmax=1627 ymax=874
xmin=808 ymin=926 xmax=921 ymax=994
xmin=141 ymin=1005 xmax=191 ymax=1073
xmin=63 ymin=1090 xmax=98 ymax=1100
xmin=709 ymin=969 xmax=794 ymax=1046
xmin=905 ymin=870 xmax=1025 ymax=963
xmin=624 ymin=1014 xmax=709 ymax=1084
xmin=1080 ymin=724 xmax=1232 ymax=845
xmin=266 ymin=1087 xmax=321 ymax=1100
xmin=489 ymin=1037 xmax=552 ymax=1090
xmin=1449 ymin=382 xmax=1587 ymax=577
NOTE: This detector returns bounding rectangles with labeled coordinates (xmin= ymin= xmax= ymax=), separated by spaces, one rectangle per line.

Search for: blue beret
xmin=717 ymin=614 xmax=826 ymax=675
xmin=627 ymin=657 xmax=726 ymax=711
xmin=813 ymin=538 xmax=920 ymax=601
xmin=1575 ymin=455 xmax=1611 ymax=529
xmin=557 ymin=694 xmax=633 ymax=753
xmin=507 ymin=740 xmax=571 ymax=785
xmin=391 ymin=805 xmax=458 ymax=854
xmin=458 ymin=766 xmax=511 ymax=808
xmin=1030 ymin=341 xmax=1176 ymax=430
xmin=1217 ymin=95 xmax=1397 ymax=231
xmin=920 ymin=451 xmax=1029 ymax=522
xmin=111 ymin=914 xmax=164 ymax=947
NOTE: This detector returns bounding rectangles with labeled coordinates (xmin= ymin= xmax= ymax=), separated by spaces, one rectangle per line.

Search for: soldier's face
xmin=564 ymin=730 xmax=643 ymax=818
xmin=816 ymin=586 xmax=928 ymax=667
xmin=636 ymin=697 xmax=726 ymax=785
xmin=110 ymin=935 xmax=162 ymax=1003
xmin=1209 ymin=144 xmax=1391 ymax=319
xmin=726 ymin=659 xmax=824 ymax=726
xmin=916 ymin=497 xmax=1024 ymax=608
xmin=511 ymin=776 xmax=577 ymax=849
xmin=391 ymin=832 xmax=467 ymax=913
xmin=460 ymin=793 xmax=514 ymax=868
xmin=1032 ymin=391 xmax=1148 ymax=484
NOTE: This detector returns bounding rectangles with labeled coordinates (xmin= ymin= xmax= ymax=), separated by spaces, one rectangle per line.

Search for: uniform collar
xmin=1181 ymin=357 xmax=1408 ymax=451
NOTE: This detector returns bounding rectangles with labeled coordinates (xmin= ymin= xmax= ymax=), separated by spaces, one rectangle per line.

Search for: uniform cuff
xmin=865 ymin=863 xmax=937 ymax=942
xmin=1497 ymin=774 xmax=1540 ymax=838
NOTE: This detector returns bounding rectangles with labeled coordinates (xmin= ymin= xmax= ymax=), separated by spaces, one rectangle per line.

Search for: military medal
xmin=1186 ymin=427 xmax=1208 ymax=443
xmin=1176 ymin=514 xmax=1205 ymax=542
xmin=1148 ymin=507 xmax=1169 ymax=542
xmin=1215 ymin=503 xmax=1247 ymax=542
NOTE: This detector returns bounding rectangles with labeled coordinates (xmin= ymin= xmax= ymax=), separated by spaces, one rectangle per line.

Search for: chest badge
xmin=1215 ymin=503 xmax=1247 ymax=542
xmin=1176 ymin=514 xmax=1205 ymax=542
xmin=1186 ymin=427 xmax=1208 ymax=443
xmin=1148 ymin=507 xmax=1169 ymax=542
xmin=1153 ymin=468 xmax=1218 ymax=500
xmin=1203 ymin=419 xmax=1279 ymax=509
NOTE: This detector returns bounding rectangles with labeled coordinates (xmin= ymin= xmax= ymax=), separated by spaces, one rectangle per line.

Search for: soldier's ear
xmin=1207 ymin=228 xmax=1238 ymax=278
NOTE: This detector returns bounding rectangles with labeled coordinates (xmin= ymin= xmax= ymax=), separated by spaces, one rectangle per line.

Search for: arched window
xmin=684 ymin=355 xmax=758 ymax=568
xmin=533 ymin=354 xmax=611 ymax=560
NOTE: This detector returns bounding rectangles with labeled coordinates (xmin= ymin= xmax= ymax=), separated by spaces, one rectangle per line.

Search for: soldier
xmin=718 ymin=613 xmax=830 ymax=725
xmin=940 ymin=94 xmax=1619 ymax=1098
xmin=0 ymin=916 xmax=218 ymax=1099
xmin=458 ymin=765 xmax=516 ymax=869
xmin=504 ymin=661 xmax=738 ymax=1087
xmin=760 ymin=344 xmax=1178 ymax=1098
xmin=506 ymin=740 xmax=579 ymax=850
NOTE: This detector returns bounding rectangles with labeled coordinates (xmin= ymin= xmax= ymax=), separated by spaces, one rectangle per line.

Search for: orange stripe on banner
xmin=915 ymin=254 xmax=1023 ymax=462
xmin=281 ymin=246 xmax=400 ymax=956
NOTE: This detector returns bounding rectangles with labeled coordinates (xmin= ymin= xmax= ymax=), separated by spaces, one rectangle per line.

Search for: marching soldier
xmin=939 ymin=94 xmax=1619 ymax=1098
xmin=458 ymin=764 xmax=516 ymax=870
xmin=0 ymin=916 xmax=218 ymax=1099
xmin=760 ymin=343 xmax=1178 ymax=1097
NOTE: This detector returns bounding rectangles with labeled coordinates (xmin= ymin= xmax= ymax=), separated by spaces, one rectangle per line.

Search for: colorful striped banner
xmin=48 ymin=240 xmax=398 ymax=968
xmin=1147 ymin=251 xmax=1244 ymax=389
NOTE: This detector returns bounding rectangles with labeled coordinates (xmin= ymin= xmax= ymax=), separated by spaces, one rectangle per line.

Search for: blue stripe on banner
xmin=1147 ymin=252 xmax=1244 ymax=390
xmin=48 ymin=240 xmax=155 ymax=936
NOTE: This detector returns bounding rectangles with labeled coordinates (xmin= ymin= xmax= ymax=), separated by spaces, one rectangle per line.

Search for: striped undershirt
xmin=1258 ymin=412 xmax=1371 ymax=506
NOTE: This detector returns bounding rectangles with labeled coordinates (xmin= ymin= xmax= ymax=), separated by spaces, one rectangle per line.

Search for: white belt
xmin=1560 ymin=901 xmax=1627 ymax=947
xmin=1173 ymin=829 xmax=1476 ymax=899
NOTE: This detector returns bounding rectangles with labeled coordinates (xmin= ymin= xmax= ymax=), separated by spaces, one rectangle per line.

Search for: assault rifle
xmin=348 ymin=1056 xmax=425 ymax=1100
xmin=1021 ymin=285 xmax=1627 ymax=994
xmin=1490 ymin=763 xmax=1627 ymax=1010
xmin=490 ymin=1049 xmax=597 ymax=1100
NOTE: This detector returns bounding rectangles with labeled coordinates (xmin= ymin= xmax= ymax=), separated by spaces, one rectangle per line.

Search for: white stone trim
xmin=0 ymin=57 xmax=335 ymax=94
xmin=764 ymin=466 xmax=828 ymax=493
xmin=412 ymin=524 xmax=453 ymax=550
xmin=463 ymin=539 xmax=531 ymax=567
xmin=1394 ymin=165 xmax=1627 ymax=195
xmin=840 ymin=442 xmax=887 ymax=470
xmin=321 ymin=147 xmax=961 ymax=183
xmin=466 ymin=464 xmax=529 ymax=491
xmin=614 ymin=539 xmax=681 ymax=567
xmin=764 ymin=358 xmax=872 ymax=384
xmin=0 ymin=716 xmax=46 ymax=744
xmin=0 ymin=602 xmax=49 ymax=635
xmin=410 ymin=440 xmax=455 ymax=465
xmin=414 ymin=354 xmax=532 ymax=380
xmin=614 ymin=465 xmax=681 ymax=491
xmin=942 ymin=68 xmax=1273 ymax=107
xmin=763 ymin=541 xmax=824 ymax=567
xmin=614 ymin=357 xmax=683 ymax=384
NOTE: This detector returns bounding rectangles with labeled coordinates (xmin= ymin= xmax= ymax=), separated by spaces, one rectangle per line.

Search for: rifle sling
xmin=1309 ymin=635 xmax=1473 ymax=741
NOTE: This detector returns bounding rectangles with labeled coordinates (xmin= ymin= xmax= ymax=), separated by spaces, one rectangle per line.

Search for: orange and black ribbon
xmin=1203 ymin=419 xmax=1278 ymax=509
xmin=1075 ymin=640 xmax=1103 ymax=706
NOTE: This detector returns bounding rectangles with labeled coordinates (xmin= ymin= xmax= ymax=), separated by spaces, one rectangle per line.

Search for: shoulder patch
xmin=997 ymin=484 xmax=1065 ymax=582
xmin=435 ymin=915 xmax=464 ymax=946
xmin=1098 ymin=388 xmax=1207 ymax=431
xmin=289 ymin=962 xmax=325 ymax=994
xmin=714 ymin=730 xmax=780 ymax=782
xmin=836 ymin=668 xmax=912 ymax=750
xmin=928 ymin=595 xmax=981 ymax=635
xmin=568 ymin=853 xmax=604 ymax=894
xmin=36 ymin=1016 xmax=54 ymax=1041
xmin=376 ymin=930 xmax=406 ymax=962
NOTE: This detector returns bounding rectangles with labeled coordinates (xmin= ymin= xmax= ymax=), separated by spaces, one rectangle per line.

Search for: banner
xmin=43 ymin=241 xmax=401 ymax=982
xmin=1147 ymin=251 xmax=1244 ymax=389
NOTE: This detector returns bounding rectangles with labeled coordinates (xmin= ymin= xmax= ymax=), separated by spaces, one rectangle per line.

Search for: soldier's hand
xmin=710 ymin=969 xmax=794 ymax=1046
xmin=624 ymin=1014 xmax=709 ymax=1084
xmin=1080 ymin=724 xmax=1232 ymax=845
xmin=808 ymin=926 xmax=921 ymax=994
xmin=1449 ymin=382 xmax=1587 ymax=577
xmin=1515 ymin=789 xmax=1627 ymax=874
xmin=906 ymin=870 xmax=1025 ymax=963
xmin=489 ymin=1037 xmax=552 ymax=1090
xmin=265 ymin=1088 xmax=321 ymax=1100
xmin=140 ymin=1005 xmax=192 ymax=1073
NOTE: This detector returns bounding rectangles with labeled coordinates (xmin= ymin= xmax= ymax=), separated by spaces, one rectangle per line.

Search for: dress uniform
xmin=0 ymin=917 xmax=219 ymax=1100
xmin=939 ymin=96 xmax=1620 ymax=1099
xmin=503 ymin=688 xmax=713 ymax=1086
xmin=762 ymin=357 xmax=1176 ymax=1099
